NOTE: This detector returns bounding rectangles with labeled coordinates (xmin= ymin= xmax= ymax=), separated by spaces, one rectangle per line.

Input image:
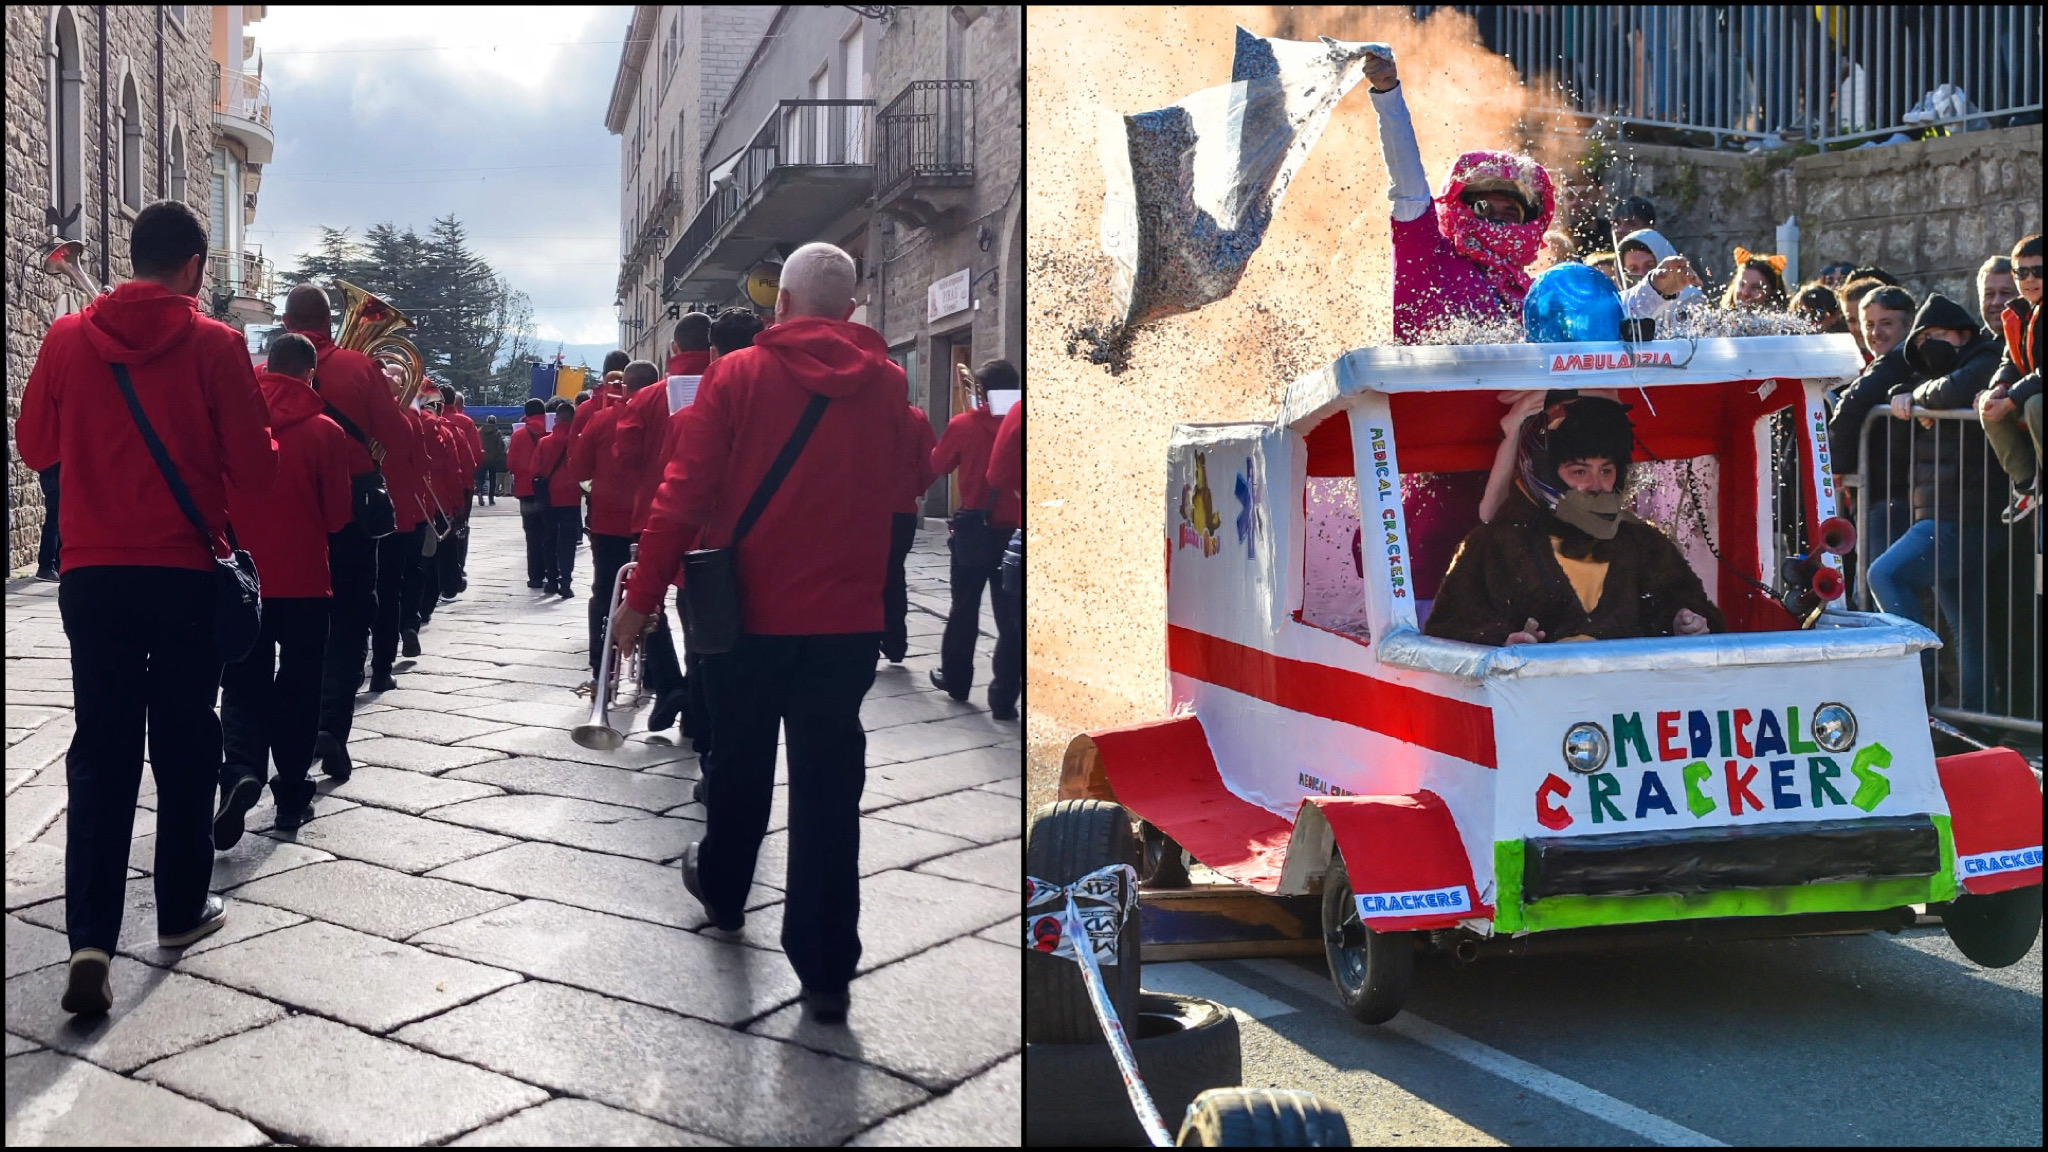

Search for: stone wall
xmin=1592 ymin=125 xmax=2042 ymax=313
xmin=6 ymin=5 xmax=217 ymax=573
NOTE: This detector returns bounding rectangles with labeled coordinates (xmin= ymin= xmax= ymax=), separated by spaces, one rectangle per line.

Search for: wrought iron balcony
xmin=208 ymin=245 xmax=276 ymax=326
xmin=875 ymin=80 xmax=975 ymax=228
xmin=211 ymin=65 xmax=273 ymax=163
xmin=661 ymin=98 xmax=876 ymax=302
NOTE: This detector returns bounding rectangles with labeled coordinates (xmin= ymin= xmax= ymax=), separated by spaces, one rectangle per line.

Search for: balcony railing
xmin=665 ymin=98 xmax=875 ymax=297
xmin=212 ymin=65 xmax=271 ymax=130
xmin=877 ymin=80 xmax=975 ymax=198
xmin=617 ymin=173 xmax=684 ymax=298
xmin=208 ymin=245 xmax=273 ymax=302
xmin=1446 ymin=4 xmax=2041 ymax=148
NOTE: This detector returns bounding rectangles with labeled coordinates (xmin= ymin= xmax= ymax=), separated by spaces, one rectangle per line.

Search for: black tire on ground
xmin=1024 ymin=991 xmax=1242 ymax=1147
xmin=1026 ymin=800 xmax=1143 ymax=1045
xmin=1320 ymin=852 xmax=1414 ymax=1026
xmin=1175 ymin=1088 xmax=1353 ymax=1147
xmin=1139 ymin=820 xmax=1193 ymax=889
xmin=1940 ymin=884 xmax=2042 ymax=968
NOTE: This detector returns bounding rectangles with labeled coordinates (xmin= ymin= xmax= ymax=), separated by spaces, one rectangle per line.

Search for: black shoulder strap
xmin=322 ymin=400 xmax=369 ymax=447
xmin=730 ymin=392 xmax=830 ymax=549
xmin=109 ymin=362 xmax=231 ymax=558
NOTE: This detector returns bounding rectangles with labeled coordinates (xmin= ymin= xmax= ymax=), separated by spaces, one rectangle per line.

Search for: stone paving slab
xmin=180 ymin=920 xmax=522 ymax=1034
xmin=427 ymin=794 xmax=699 ymax=863
xmin=976 ymin=775 xmax=1023 ymax=797
xmin=346 ymin=736 xmax=509 ymax=775
xmin=4 ymin=844 xmax=68 ymax=912
xmin=4 ymin=1034 xmax=38 ymax=1057
xmin=15 ymin=877 xmax=308 ymax=969
xmin=751 ymin=936 xmax=1019 ymax=1092
xmin=449 ymin=697 xmax=614 ymax=732
xmin=848 ymin=1053 xmax=1022 ymax=1146
xmin=3 ymin=707 xmax=62 ymax=732
xmin=854 ymin=871 xmax=1016 ymax=974
xmin=137 ymin=1015 xmax=547 ymax=1146
xmin=7 ymin=1049 xmax=268 ymax=1145
xmin=350 ymin=687 xmax=484 ymax=713
xmin=457 ymin=725 xmax=698 ymax=770
xmin=348 ymin=709 xmax=516 ymax=745
xmin=129 ymin=832 xmax=335 ymax=889
xmin=449 ymin=1097 xmax=725 ymax=1147
xmin=5 ymin=916 xmax=70 ymax=979
xmin=454 ymin=678 xmax=591 ymax=704
xmin=4 ymin=965 xmax=283 ymax=1073
xmin=4 ymin=715 xmax=73 ymax=784
xmin=427 ymin=842 xmax=698 ymax=929
xmin=913 ymin=839 xmax=1021 ymax=892
xmin=412 ymin=899 xmax=802 ymax=1025
xmin=872 ymin=788 xmax=1024 ymax=846
xmin=324 ymin=764 xmax=506 ymax=815
xmin=466 ymin=662 xmax=595 ymax=689
xmin=396 ymin=980 xmax=925 ymax=1146
xmin=446 ymin=757 xmax=696 ymax=812
xmin=754 ymin=818 xmax=976 ymax=886
xmin=286 ymin=805 xmax=517 ymax=873
xmin=228 ymin=859 xmax=517 ymax=940
xmin=864 ymin=745 xmax=1020 ymax=806
xmin=4 ymin=788 xmax=66 ymax=854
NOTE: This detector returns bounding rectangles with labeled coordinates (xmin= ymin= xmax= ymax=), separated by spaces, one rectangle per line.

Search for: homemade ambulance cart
xmin=1058 ymin=332 xmax=2044 ymax=1028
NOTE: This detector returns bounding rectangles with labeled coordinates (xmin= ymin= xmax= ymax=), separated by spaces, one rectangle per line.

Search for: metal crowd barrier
xmin=1849 ymin=406 xmax=2040 ymax=737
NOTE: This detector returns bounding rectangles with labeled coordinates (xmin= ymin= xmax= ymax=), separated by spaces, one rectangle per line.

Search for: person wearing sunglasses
xmin=1979 ymin=234 xmax=2042 ymax=523
xmin=1361 ymin=45 xmax=1556 ymax=343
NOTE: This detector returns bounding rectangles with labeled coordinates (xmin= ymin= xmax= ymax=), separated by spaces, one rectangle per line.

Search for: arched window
xmin=49 ymin=7 xmax=84 ymax=240
xmin=168 ymin=122 xmax=188 ymax=204
xmin=119 ymin=71 xmax=143 ymax=211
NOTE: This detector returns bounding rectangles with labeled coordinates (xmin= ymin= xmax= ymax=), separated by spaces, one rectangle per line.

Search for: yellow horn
xmin=335 ymin=279 xmax=425 ymax=410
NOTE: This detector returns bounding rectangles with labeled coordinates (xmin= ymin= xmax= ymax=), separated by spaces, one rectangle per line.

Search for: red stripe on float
xmin=1167 ymin=625 xmax=1497 ymax=769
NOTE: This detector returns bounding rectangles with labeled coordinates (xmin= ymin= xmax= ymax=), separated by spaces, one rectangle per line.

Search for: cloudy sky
xmin=248 ymin=5 xmax=634 ymax=350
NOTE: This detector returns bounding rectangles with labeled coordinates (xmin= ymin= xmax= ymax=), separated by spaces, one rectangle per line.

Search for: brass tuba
xmin=335 ymin=279 xmax=425 ymax=409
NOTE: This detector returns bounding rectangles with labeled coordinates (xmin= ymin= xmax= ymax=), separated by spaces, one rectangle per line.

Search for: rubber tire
xmin=1026 ymin=800 xmax=1143 ymax=1045
xmin=1024 ymin=991 xmax=1241 ymax=1147
xmin=1940 ymin=884 xmax=2042 ymax=968
xmin=1175 ymin=1088 xmax=1353 ymax=1147
xmin=1140 ymin=820 xmax=1193 ymax=889
xmin=1320 ymin=852 xmax=1414 ymax=1026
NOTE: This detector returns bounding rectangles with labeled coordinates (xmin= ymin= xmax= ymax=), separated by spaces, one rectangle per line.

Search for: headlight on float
xmin=1562 ymin=722 xmax=1609 ymax=774
xmin=1812 ymin=703 xmax=1857 ymax=752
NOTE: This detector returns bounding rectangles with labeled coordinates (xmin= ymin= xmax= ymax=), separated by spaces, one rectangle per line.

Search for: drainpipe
xmin=97 ymin=4 xmax=109 ymax=288
xmin=156 ymin=6 xmax=165 ymax=198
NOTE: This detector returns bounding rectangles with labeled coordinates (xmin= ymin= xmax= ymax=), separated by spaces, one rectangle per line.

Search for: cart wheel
xmin=1140 ymin=820 xmax=1193 ymax=889
xmin=1175 ymin=1088 xmax=1352 ymax=1147
xmin=1026 ymin=800 xmax=1143 ymax=1045
xmin=1320 ymin=852 xmax=1413 ymax=1025
xmin=1024 ymin=991 xmax=1241 ymax=1146
xmin=1940 ymin=884 xmax=2041 ymax=968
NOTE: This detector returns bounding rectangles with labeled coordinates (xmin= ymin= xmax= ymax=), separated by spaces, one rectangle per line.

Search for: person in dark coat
xmin=1424 ymin=394 xmax=1725 ymax=647
xmin=1828 ymin=285 xmax=1919 ymax=567
xmin=479 ymin=415 xmax=507 ymax=504
xmin=1866 ymin=293 xmax=2005 ymax=711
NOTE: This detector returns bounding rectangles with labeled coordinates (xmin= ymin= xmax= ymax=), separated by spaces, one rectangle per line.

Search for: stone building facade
xmin=5 ymin=4 xmax=218 ymax=573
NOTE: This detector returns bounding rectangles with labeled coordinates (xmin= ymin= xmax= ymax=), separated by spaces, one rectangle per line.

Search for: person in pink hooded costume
xmin=1363 ymin=48 xmax=1557 ymax=342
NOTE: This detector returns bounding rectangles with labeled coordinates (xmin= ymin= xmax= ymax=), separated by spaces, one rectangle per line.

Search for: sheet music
xmin=667 ymin=375 xmax=701 ymax=414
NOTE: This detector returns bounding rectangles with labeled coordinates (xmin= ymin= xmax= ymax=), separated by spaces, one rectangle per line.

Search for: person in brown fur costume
xmin=1423 ymin=392 xmax=1726 ymax=647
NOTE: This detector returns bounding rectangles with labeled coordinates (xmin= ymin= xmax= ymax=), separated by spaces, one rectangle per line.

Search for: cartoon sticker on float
xmin=1177 ymin=451 xmax=1223 ymax=557
xmin=1024 ymin=866 xmax=1136 ymax=963
xmin=1233 ymin=455 xmax=1262 ymax=559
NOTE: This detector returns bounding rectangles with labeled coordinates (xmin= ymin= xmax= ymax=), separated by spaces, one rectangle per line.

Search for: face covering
xmin=1915 ymin=337 xmax=1960 ymax=375
xmin=1554 ymin=488 xmax=1628 ymax=540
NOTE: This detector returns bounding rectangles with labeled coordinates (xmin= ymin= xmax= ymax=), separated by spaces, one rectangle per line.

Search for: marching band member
xmin=509 ymin=397 xmax=549 ymax=588
xmin=882 ymin=403 xmax=937 ymax=665
xmin=533 ymin=396 xmax=581 ymax=598
xmin=578 ymin=361 xmax=672 ymax=697
xmin=369 ymin=368 xmax=432 ymax=690
xmin=442 ymin=388 xmax=482 ymax=593
xmin=927 ymin=359 xmax=1022 ymax=717
xmin=985 ymin=392 xmax=1024 ymax=721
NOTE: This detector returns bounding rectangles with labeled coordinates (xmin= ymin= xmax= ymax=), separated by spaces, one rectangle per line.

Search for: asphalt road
xmin=1145 ymin=924 xmax=2042 ymax=1146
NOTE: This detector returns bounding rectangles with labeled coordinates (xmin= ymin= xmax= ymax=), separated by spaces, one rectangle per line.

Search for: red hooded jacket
xmin=532 ymin=414 xmax=580 ymax=508
xmin=626 ymin=317 xmax=917 ymax=632
xmin=899 ymin=405 xmax=937 ymax=514
xmin=421 ymin=412 xmax=463 ymax=519
xmin=229 ymin=372 xmax=353 ymax=597
xmin=284 ymin=327 xmax=419 ymax=494
xmin=618 ymin=349 xmax=711 ymax=533
xmin=988 ymin=399 xmax=1023 ymax=499
xmin=932 ymin=407 xmax=1020 ymax=530
xmin=17 ymin=281 xmax=276 ymax=572
xmin=445 ymin=405 xmax=483 ymax=485
xmin=574 ymin=396 xmax=640 ymax=536
xmin=507 ymin=414 xmax=545 ymax=497
xmin=388 ymin=409 xmax=433 ymax=530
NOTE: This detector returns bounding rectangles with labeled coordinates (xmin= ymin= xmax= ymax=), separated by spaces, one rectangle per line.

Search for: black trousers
xmin=699 ymin=632 xmax=880 ymax=993
xmin=990 ymin=553 xmax=1023 ymax=715
xmin=479 ymin=468 xmax=499 ymax=503
xmin=589 ymin=532 xmax=633 ymax=680
xmin=438 ymin=502 xmax=470 ymax=599
xmin=372 ymin=523 xmax=424 ymax=676
xmin=37 ymin=465 xmax=60 ymax=571
xmin=318 ymin=521 xmax=379 ymax=742
xmin=548 ymin=505 xmax=581 ymax=590
xmin=939 ymin=521 xmax=1014 ymax=703
xmin=221 ymin=597 xmax=331 ymax=811
xmin=414 ymin=523 xmax=443 ymax=625
xmin=519 ymin=496 xmax=547 ymax=585
xmin=881 ymin=512 xmax=918 ymax=661
xmin=58 ymin=567 xmax=221 ymax=954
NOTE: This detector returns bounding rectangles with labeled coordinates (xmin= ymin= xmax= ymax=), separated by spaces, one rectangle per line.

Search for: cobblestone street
xmin=4 ymin=506 xmax=1021 ymax=1145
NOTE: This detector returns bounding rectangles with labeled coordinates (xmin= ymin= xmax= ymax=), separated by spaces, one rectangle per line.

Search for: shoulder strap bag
xmin=321 ymin=401 xmax=397 ymax=539
xmin=109 ymin=362 xmax=263 ymax=665
xmin=679 ymin=392 xmax=829 ymax=655
xmin=533 ymin=433 xmax=569 ymax=506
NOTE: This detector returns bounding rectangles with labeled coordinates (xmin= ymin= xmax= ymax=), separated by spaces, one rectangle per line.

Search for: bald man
xmin=611 ymin=242 xmax=919 ymax=1023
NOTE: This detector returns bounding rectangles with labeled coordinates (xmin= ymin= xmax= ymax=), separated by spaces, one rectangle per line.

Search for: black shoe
xmin=401 ymin=629 xmax=421 ymax=657
xmin=803 ymin=986 xmax=851 ymax=1025
xmin=61 ymin=949 xmax=112 ymax=1015
xmin=368 ymin=672 xmax=398 ymax=693
xmin=648 ymin=688 xmax=687 ymax=733
xmin=529 ymin=579 xmax=544 ymax=589
xmin=35 ymin=566 xmax=59 ymax=583
xmin=991 ymin=702 xmax=1019 ymax=722
xmin=272 ymin=799 xmax=315 ymax=831
xmin=559 ymin=586 xmax=576 ymax=600
xmin=213 ymin=775 xmax=262 ymax=851
xmin=314 ymin=731 xmax=352 ymax=782
xmin=929 ymin=668 xmax=968 ymax=702
xmin=158 ymin=895 xmax=226 ymax=948
xmin=682 ymin=841 xmax=743 ymax=931
xmin=692 ymin=778 xmax=705 ymax=804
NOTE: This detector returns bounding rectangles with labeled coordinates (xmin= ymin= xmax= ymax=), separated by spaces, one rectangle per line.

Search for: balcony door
xmin=841 ymin=23 xmax=867 ymax=162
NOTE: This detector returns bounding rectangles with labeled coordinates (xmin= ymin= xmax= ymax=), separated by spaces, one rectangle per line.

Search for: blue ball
xmin=1523 ymin=262 xmax=1624 ymax=343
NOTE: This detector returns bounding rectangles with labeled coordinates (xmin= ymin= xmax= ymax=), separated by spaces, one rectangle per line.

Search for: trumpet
xmin=574 ymin=546 xmax=640 ymax=751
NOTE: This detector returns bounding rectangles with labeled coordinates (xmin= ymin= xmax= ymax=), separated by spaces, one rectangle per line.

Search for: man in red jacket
xmin=986 ymin=394 xmax=1024 ymax=720
xmin=611 ymin=242 xmax=917 ymax=1022
xmin=534 ymin=396 xmax=581 ymax=597
xmin=371 ymin=380 xmax=433 ymax=691
xmin=216 ymin=334 xmax=353 ymax=845
xmin=928 ymin=359 xmax=1023 ymax=719
xmin=576 ymin=361 xmax=662 ymax=693
xmin=440 ymin=388 xmax=483 ymax=595
xmin=16 ymin=201 xmax=277 ymax=1015
xmin=278 ymin=283 xmax=416 ymax=784
xmin=508 ymin=397 xmax=549 ymax=587
xmin=884 ymin=404 xmax=938 ymax=664
xmin=411 ymin=388 xmax=465 ymax=633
